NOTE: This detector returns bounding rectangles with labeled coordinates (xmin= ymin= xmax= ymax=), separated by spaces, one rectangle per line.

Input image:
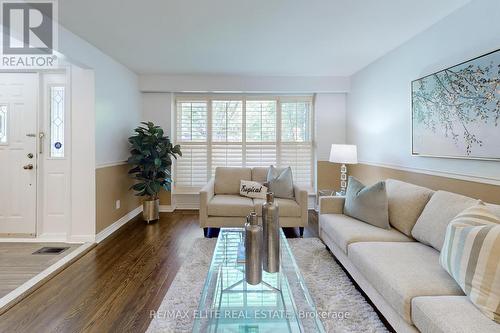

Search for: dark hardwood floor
xmin=0 ymin=210 xmax=319 ymax=333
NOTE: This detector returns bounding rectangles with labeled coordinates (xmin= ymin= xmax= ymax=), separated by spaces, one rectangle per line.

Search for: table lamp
xmin=329 ymin=144 xmax=358 ymax=195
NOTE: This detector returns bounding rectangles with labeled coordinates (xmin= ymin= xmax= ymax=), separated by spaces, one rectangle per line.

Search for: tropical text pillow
xmin=240 ymin=180 xmax=267 ymax=199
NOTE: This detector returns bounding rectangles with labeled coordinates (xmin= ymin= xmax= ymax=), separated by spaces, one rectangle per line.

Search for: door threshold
xmin=0 ymin=242 xmax=95 ymax=315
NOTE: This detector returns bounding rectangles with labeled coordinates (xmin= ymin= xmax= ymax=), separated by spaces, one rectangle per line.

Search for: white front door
xmin=0 ymin=73 xmax=38 ymax=236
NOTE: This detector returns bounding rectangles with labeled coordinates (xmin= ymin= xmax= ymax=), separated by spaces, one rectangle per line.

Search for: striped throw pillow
xmin=440 ymin=202 xmax=500 ymax=323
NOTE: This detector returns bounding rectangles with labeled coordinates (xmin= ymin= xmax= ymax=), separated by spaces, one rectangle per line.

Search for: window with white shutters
xmin=280 ymin=100 xmax=313 ymax=187
xmin=174 ymin=95 xmax=314 ymax=192
xmin=211 ymin=100 xmax=243 ymax=175
xmin=175 ymin=101 xmax=209 ymax=192
xmin=246 ymin=100 xmax=277 ymax=167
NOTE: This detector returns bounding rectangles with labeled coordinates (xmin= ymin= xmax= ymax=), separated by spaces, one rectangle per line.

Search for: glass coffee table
xmin=192 ymin=228 xmax=325 ymax=332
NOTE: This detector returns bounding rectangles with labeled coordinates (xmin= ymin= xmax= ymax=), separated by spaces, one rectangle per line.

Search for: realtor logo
xmin=0 ymin=0 xmax=58 ymax=68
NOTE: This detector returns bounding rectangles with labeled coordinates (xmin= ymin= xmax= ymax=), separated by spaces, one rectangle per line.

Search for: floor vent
xmin=32 ymin=247 xmax=69 ymax=255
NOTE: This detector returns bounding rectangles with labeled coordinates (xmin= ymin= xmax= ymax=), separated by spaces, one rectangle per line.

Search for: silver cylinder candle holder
xmin=245 ymin=212 xmax=262 ymax=285
xmin=262 ymin=192 xmax=280 ymax=273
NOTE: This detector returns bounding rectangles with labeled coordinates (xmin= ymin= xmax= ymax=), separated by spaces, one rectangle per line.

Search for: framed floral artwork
xmin=412 ymin=49 xmax=500 ymax=160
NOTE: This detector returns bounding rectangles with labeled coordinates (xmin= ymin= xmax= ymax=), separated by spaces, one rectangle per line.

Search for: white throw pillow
xmin=240 ymin=180 xmax=267 ymax=199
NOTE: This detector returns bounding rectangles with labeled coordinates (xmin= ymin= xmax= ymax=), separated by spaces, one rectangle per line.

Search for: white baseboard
xmin=174 ymin=203 xmax=199 ymax=210
xmin=95 ymin=206 xmax=142 ymax=243
xmin=159 ymin=205 xmax=175 ymax=212
xmin=0 ymin=242 xmax=95 ymax=315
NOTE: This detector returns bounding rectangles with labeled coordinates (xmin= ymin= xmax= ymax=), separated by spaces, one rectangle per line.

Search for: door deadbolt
xmin=27 ymin=153 xmax=33 ymax=159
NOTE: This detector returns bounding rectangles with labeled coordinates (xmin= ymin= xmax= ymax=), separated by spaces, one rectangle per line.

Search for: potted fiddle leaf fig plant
xmin=127 ymin=122 xmax=182 ymax=223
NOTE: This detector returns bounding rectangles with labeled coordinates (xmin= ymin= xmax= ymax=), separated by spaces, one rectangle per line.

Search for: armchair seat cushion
xmin=208 ymin=195 xmax=254 ymax=217
xmin=253 ymin=198 xmax=301 ymax=217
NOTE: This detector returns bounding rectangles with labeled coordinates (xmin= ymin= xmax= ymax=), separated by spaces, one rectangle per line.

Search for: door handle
xmin=39 ymin=132 xmax=45 ymax=154
xmin=23 ymin=164 xmax=34 ymax=170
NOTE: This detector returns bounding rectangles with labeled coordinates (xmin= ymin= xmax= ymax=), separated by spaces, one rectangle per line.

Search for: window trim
xmin=174 ymin=94 xmax=315 ymax=193
xmin=47 ymin=83 xmax=66 ymax=159
xmin=0 ymin=103 xmax=8 ymax=145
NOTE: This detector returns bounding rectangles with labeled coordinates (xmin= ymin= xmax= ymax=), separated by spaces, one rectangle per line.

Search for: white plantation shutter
xmin=211 ymin=100 xmax=244 ymax=177
xmin=280 ymin=143 xmax=313 ymax=188
xmin=212 ymin=100 xmax=243 ymax=142
xmin=175 ymin=101 xmax=208 ymax=191
xmin=281 ymin=100 xmax=311 ymax=143
xmin=211 ymin=143 xmax=244 ymax=175
xmin=174 ymin=96 xmax=313 ymax=192
xmin=175 ymin=144 xmax=208 ymax=189
xmin=246 ymin=143 xmax=277 ymax=167
xmin=279 ymin=100 xmax=313 ymax=189
xmin=177 ymin=101 xmax=207 ymax=141
xmin=246 ymin=100 xmax=277 ymax=167
xmin=246 ymin=100 xmax=276 ymax=142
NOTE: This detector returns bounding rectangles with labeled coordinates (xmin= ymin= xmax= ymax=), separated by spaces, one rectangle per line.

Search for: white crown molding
xmin=359 ymin=160 xmax=500 ymax=186
xmin=95 ymin=206 xmax=142 ymax=243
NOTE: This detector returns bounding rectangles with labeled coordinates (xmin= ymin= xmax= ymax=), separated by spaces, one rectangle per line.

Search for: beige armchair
xmin=200 ymin=167 xmax=308 ymax=237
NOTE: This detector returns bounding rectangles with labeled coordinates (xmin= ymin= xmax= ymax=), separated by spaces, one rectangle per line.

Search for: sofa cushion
xmin=267 ymin=166 xmax=295 ymax=199
xmin=386 ymin=179 xmax=434 ymax=237
xmin=487 ymin=203 xmax=500 ymax=218
xmin=254 ymin=198 xmax=300 ymax=217
xmin=320 ymin=214 xmax=413 ymax=254
xmin=440 ymin=203 xmax=500 ymax=322
xmin=412 ymin=296 xmax=500 ymax=333
xmin=214 ymin=167 xmax=252 ymax=194
xmin=348 ymin=242 xmax=464 ymax=324
xmin=251 ymin=167 xmax=269 ymax=183
xmin=412 ymin=191 xmax=479 ymax=251
xmin=208 ymin=195 xmax=254 ymax=217
xmin=344 ymin=177 xmax=390 ymax=229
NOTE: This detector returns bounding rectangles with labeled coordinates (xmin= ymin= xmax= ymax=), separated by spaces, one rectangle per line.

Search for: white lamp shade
xmin=329 ymin=144 xmax=358 ymax=164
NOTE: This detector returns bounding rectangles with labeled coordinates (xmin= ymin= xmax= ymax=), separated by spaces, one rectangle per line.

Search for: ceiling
xmin=58 ymin=0 xmax=471 ymax=76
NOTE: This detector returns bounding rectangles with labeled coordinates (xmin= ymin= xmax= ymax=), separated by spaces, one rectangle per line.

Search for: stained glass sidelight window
xmin=50 ymin=86 xmax=65 ymax=158
xmin=0 ymin=104 xmax=7 ymax=144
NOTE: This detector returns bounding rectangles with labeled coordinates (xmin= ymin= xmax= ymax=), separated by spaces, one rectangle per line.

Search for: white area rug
xmin=147 ymin=238 xmax=388 ymax=333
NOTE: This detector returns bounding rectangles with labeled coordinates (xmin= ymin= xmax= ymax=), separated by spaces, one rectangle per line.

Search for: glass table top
xmin=192 ymin=228 xmax=325 ymax=333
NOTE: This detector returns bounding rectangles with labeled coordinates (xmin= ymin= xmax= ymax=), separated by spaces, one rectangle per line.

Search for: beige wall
xmin=316 ymin=161 xmax=341 ymax=193
xmin=95 ymin=163 xmax=172 ymax=233
xmin=350 ymin=163 xmax=500 ymax=205
xmin=96 ymin=164 xmax=141 ymax=233
xmin=159 ymin=189 xmax=171 ymax=206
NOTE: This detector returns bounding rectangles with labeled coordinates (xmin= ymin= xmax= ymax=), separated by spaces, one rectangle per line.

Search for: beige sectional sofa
xmin=200 ymin=167 xmax=308 ymax=235
xmin=319 ymin=179 xmax=500 ymax=333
